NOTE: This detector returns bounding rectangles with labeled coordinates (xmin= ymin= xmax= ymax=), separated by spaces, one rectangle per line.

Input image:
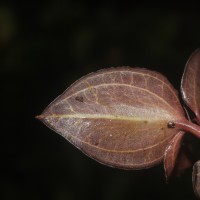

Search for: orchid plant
xmin=37 ymin=49 xmax=200 ymax=198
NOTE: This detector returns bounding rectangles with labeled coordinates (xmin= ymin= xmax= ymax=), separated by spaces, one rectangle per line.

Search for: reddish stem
xmin=175 ymin=120 xmax=200 ymax=139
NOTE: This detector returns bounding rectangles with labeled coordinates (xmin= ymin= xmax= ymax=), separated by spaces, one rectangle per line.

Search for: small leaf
xmin=181 ymin=49 xmax=200 ymax=122
xmin=164 ymin=131 xmax=194 ymax=181
xmin=193 ymin=160 xmax=200 ymax=198
xmin=174 ymin=147 xmax=193 ymax=177
xmin=164 ymin=131 xmax=185 ymax=181
xmin=38 ymin=67 xmax=186 ymax=169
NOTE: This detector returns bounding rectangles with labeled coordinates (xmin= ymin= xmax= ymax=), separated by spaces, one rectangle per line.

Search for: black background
xmin=2 ymin=1 xmax=200 ymax=200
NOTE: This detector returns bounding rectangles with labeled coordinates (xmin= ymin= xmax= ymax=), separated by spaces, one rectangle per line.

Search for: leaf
xmin=181 ymin=49 xmax=200 ymax=122
xmin=193 ymin=160 xmax=200 ymax=198
xmin=173 ymin=146 xmax=193 ymax=177
xmin=37 ymin=67 xmax=186 ymax=169
xmin=164 ymin=131 xmax=194 ymax=181
xmin=164 ymin=131 xmax=185 ymax=181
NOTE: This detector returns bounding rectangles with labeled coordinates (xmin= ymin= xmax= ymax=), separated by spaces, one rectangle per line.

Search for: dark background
xmin=2 ymin=1 xmax=200 ymax=200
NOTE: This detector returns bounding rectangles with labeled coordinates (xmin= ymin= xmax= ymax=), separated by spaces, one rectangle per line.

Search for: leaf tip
xmin=35 ymin=114 xmax=45 ymax=120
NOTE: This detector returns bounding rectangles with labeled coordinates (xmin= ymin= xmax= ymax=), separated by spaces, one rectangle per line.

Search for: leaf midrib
xmin=43 ymin=113 xmax=173 ymax=122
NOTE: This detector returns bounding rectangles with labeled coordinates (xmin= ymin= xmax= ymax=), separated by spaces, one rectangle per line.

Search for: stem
xmin=175 ymin=120 xmax=200 ymax=139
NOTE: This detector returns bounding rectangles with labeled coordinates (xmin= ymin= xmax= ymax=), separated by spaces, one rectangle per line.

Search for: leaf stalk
xmin=175 ymin=120 xmax=200 ymax=138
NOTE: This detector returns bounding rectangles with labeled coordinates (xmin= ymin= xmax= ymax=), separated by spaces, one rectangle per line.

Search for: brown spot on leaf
xmin=94 ymin=141 xmax=99 ymax=146
xmin=75 ymin=96 xmax=84 ymax=102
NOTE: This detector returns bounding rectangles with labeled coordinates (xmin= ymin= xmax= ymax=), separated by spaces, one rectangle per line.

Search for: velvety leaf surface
xmin=181 ymin=49 xmax=200 ymax=121
xmin=38 ymin=67 xmax=186 ymax=169
xmin=164 ymin=131 xmax=185 ymax=180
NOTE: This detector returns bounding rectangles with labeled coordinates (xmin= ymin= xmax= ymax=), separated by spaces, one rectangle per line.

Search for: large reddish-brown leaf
xmin=181 ymin=49 xmax=200 ymax=122
xmin=37 ymin=67 xmax=186 ymax=169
